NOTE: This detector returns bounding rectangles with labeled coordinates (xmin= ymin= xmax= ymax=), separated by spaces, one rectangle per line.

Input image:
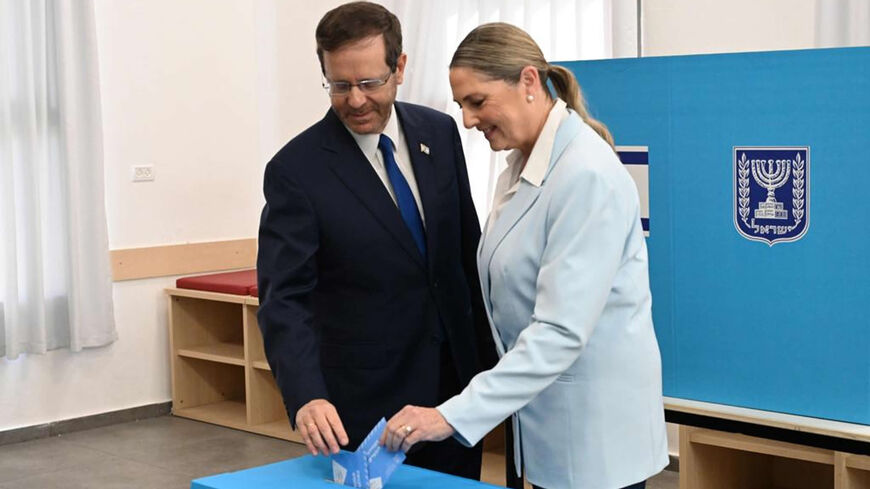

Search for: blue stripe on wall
xmin=617 ymin=151 xmax=649 ymax=165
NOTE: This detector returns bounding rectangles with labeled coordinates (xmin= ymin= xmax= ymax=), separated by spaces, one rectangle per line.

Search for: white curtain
xmin=816 ymin=0 xmax=870 ymax=48
xmin=0 ymin=0 xmax=116 ymax=359
xmin=383 ymin=0 xmax=636 ymax=218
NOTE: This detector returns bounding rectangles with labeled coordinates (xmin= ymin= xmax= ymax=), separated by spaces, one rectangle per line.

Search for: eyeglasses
xmin=322 ymin=72 xmax=392 ymax=96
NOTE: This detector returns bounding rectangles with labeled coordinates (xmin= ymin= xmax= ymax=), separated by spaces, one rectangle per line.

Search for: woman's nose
xmin=462 ymin=110 xmax=477 ymax=129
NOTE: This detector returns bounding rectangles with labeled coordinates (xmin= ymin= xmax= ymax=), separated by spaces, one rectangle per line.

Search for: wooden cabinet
xmin=167 ymin=287 xmax=301 ymax=443
xmin=668 ymin=398 xmax=870 ymax=489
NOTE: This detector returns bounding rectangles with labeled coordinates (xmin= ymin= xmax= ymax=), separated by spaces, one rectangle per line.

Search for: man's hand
xmin=296 ymin=399 xmax=349 ymax=456
xmin=380 ymin=405 xmax=455 ymax=452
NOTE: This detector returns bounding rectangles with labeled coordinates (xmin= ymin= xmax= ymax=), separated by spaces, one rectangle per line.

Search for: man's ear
xmin=395 ymin=53 xmax=408 ymax=85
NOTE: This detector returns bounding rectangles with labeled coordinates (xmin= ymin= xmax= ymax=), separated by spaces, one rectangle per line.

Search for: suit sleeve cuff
xmin=437 ymin=396 xmax=491 ymax=448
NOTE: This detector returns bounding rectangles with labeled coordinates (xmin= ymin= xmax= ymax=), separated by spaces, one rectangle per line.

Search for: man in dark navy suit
xmin=256 ymin=1 xmax=494 ymax=480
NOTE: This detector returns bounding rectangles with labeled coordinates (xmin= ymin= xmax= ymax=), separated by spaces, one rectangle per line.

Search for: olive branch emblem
xmin=791 ymin=153 xmax=805 ymax=226
xmin=738 ymin=153 xmax=751 ymax=225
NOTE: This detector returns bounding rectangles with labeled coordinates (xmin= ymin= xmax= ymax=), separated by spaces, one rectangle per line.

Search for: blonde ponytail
xmin=547 ymin=65 xmax=615 ymax=150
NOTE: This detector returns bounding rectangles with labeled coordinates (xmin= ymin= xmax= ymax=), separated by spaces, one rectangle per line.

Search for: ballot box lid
xmin=190 ymin=454 xmax=503 ymax=489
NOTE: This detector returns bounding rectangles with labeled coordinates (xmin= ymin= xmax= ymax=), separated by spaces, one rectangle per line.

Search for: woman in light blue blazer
xmin=381 ymin=23 xmax=668 ymax=489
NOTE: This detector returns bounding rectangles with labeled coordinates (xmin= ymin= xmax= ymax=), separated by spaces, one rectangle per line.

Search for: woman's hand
xmin=380 ymin=405 xmax=455 ymax=452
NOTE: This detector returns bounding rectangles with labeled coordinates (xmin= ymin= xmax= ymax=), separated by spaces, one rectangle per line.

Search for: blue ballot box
xmin=190 ymin=455 xmax=504 ymax=489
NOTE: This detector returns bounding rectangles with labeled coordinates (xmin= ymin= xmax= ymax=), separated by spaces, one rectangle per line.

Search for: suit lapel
xmin=319 ymin=109 xmax=425 ymax=269
xmin=478 ymin=182 xmax=544 ymax=357
xmin=479 ymin=184 xmax=543 ymax=280
xmin=476 ymin=225 xmax=508 ymax=357
xmin=478 ymin=112 xmax=584 ymax=299
xmin=395 ymin=103 xmax=438 ymax=273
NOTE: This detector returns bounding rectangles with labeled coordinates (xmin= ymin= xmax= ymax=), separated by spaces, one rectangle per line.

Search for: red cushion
xmin=249 ymin=284 xmax=258 ymax=297
xmin=176 ymin=269 xmax=257 ymax=296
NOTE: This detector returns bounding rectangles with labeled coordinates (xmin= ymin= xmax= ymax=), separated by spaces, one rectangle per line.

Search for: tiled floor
xmin=0 ymin=416 xmax=678 ymax=489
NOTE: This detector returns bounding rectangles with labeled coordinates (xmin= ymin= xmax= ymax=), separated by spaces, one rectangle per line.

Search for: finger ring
xmin=403 ymin=425 xmax=413 ymax=435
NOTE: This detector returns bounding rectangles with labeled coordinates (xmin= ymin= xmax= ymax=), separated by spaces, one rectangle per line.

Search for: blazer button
xmin=432 ymin=281 xmax=439 ymax=289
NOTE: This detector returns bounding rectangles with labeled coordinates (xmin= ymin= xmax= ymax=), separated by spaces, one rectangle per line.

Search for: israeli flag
xmin=617 ymin=146 xmax=649 ymax=236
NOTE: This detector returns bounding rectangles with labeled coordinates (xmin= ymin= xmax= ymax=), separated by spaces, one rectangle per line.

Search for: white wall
xmin=100 ymin=0 xmax=261 ymax=247
xmin=0 ymin=0 xmax=342 ymax=432
xmin=643 ymin=0 xmax=817 ymax=57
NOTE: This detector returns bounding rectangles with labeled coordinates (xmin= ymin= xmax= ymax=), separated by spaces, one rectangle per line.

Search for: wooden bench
xmin=167 ymin=270 xmax=301 ymax=442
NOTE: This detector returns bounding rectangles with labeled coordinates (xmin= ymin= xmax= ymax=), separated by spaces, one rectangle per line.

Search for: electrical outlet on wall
xmin=131 ymin=165 xmax=155 ymax=182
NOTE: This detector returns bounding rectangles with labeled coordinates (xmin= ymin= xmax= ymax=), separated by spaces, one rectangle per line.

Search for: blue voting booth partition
xmin=190 ymin=455 xmax=503 ymax=489
xmin=560 ymin=46 xmax=870 ymax=425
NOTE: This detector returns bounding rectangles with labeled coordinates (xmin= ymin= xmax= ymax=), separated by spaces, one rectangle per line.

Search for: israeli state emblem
xmin=733 ymin=146 xmax=810 ymax=245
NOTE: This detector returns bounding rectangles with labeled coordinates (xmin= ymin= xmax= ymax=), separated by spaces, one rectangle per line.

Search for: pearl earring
xmin=526 ymin=94 xmax=534 ymax=103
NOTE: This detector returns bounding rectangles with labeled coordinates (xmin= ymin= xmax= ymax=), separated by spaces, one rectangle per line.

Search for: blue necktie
xmin=378 ymin=134 xmax=426 ymax=258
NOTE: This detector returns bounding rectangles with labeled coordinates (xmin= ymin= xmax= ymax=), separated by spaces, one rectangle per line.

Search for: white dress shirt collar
xmin=347 ymin=105 xmax=401 ymax=158
xmin=504 ymin=98 xmax=570 ymax=188
xmin=343 ymin=104 xmax=426 ymax=224
xmin=487 ymin=99 xmax=569 ymax=234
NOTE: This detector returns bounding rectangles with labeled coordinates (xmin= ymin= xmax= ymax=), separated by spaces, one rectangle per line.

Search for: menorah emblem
xmin=750 ymin=157 xmax=791 ymax=219
xmin=733 ymin=147 xmax=810 ymax=246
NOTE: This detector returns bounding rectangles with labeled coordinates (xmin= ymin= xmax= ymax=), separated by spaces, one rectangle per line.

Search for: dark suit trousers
xmin=404 ymin=342 xmax=483 ymax=480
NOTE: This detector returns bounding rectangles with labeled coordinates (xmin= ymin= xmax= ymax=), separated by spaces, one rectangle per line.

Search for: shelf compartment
xmin=172 ymin=356 xmax=245 ymax=411
xmin=170 ymin=295 xmax=244 ymax=350
xmin=839 ymin=453 xmax=870 ymax=489
xmin=246 ymin=367 xmax=301 ymax=443
xmin=247 ymin=368 xmax=287 ymax=424
xmin=844 ymin=469 xmax=870 ymax=488
xmin=681 ymin=426 xmax=835 ymax=489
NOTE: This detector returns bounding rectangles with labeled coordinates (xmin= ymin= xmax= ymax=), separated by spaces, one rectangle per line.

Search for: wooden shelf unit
xmin=667 ymin=398 xmax=870 ymax=489
xmin=167 ymin=287 xmax=301 ymax=443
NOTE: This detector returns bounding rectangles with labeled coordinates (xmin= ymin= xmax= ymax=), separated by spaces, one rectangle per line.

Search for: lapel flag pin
xmin=420 ymin=143 xmax=430 ymax=155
